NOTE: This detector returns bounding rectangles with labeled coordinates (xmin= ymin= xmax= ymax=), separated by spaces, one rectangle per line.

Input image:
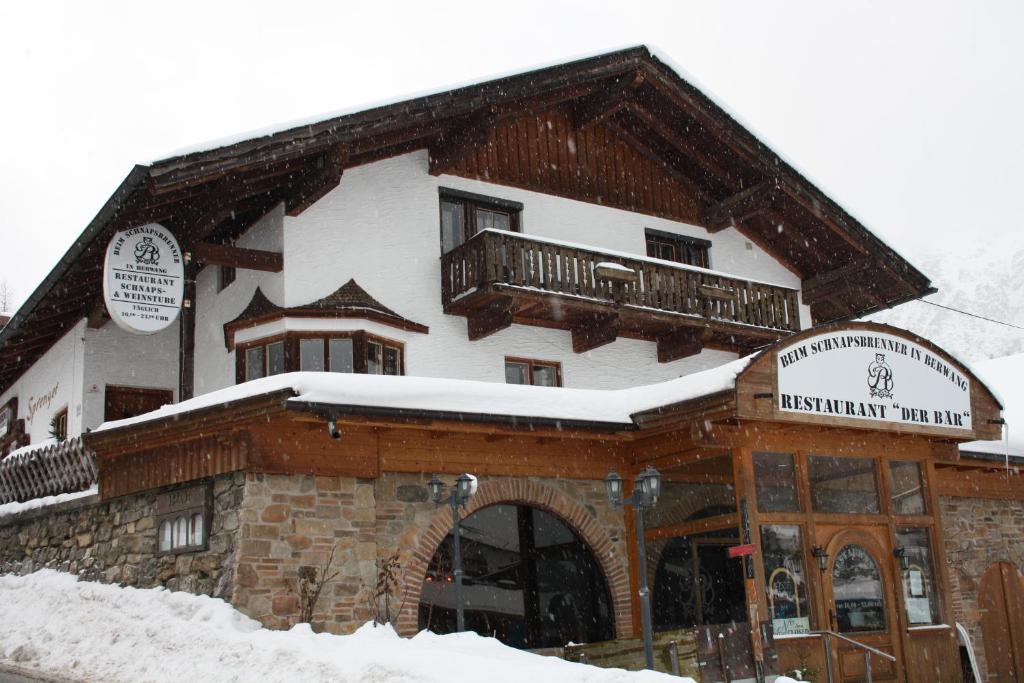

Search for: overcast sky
xmin=1 ymin=0 xmax=1021 ymax=312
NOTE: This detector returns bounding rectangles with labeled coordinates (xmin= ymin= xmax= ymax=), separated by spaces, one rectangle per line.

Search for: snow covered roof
xmin=95 ymin=358 xmax=753 ymax=434
xmin=960 ymin=352 xmax=1024 ymax=458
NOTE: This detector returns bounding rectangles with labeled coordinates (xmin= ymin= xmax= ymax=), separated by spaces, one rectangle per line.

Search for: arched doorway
xmin=417 ymin=503 xmax=615 ymax=649
xmin=979 ymin=562 xmax=1024 ymax=681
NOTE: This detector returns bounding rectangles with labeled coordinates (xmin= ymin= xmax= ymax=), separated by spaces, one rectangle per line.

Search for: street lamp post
xmin=427 ymin=473 xmax=477 ymax=633
xmin=605 ymin=466 xmax=662 ymax=671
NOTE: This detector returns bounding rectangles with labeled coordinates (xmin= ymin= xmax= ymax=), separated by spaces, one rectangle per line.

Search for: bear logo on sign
xmin=134 ymin=236 xmax=160 ymax=266
xmin=867 ymin=353 xmax=894 ymax=399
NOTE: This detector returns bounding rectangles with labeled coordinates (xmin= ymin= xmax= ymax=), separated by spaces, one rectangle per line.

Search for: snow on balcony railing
xmin=0 ymin=437 xmax=98 ymax=505
xmin=442 ymin=229 xmax=801 ymax=333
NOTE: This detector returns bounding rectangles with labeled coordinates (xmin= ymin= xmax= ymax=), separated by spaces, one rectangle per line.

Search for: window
xmin=238 ymin=332 xmax=403 ymax=382
xmin=896 ymin=528 xmax=941 ymax=625
xmin=645 ymin=229 xmax=711 ymax=268
xmin=754 ymin=452 xmax=800 ymax=513
xmin=832 ymin=544 xmax=887 ymax=633
xmin=888 ymin=461 xmax=926 ymax=515
xmin=760 ymin=525 xmax=812 ymax=635
xmin=155 ymin=484 xmax=209 ymax=555
xmin=808 ymin=455 xmax=880 ymax=514
xmin=300 ymin=338 xmax=326 ymax=372
xmin=217 ymin=265 xmax=236 ymax=292
xmin=244 ymin=340 xmax=285 ymax=381
xmin=505 ymin=358 xmax=562 ymax=387
xmin=439 ymin=189 xmax=522 ymax=253
xmin=51 ymin=407 xmax=68 ymax=441
xmin=419 ymin=504 xmax=613 ymax=649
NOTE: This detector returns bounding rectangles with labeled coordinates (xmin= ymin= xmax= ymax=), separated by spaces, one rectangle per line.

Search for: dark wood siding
xmin=443 ymin=106 xmax=704 ymax=226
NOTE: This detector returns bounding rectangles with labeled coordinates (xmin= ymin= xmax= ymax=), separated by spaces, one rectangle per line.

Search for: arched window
xmin=173 ymin=516 xmax=189 ymax=548
xmin=158 ymin=520 xmax=172 ymax=552
xmin=418 ymin=503 xmax=614 ymax=649
xmin=190 ymin=513 xmax=205 ymax=547
xmin=832 ymin=544 xmax=886 ymax=633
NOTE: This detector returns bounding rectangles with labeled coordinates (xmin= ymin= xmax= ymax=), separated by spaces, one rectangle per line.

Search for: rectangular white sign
xmin=776 ymin=330 xmax=972 ymax=432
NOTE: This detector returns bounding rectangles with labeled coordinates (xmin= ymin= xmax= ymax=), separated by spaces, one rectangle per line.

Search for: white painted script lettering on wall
xmin=103 ymin=224 xmax=184 ymax=335
xmin=776 ymin=330 xmax=972 ymax=432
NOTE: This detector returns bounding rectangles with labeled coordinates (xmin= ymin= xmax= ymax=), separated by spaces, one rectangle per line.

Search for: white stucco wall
xmin=81 ymin=320 xmax=180 ymax=432
xmin=190 ymin=149 xmax=799 ymax=392
xmin=193 ymin=205 xmax=286 ymax=396
xmin=0 ymin=320 xmax=86 ymax=443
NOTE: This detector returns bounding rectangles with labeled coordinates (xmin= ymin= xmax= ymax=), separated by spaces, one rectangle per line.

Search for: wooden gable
xmin=430 ymin=105 xmax=705 ymax=226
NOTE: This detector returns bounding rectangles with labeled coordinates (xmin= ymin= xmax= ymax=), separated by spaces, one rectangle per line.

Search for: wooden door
xmin=104 ymin=385 xmax=174 ymax=422
xmin=978 ymin=562 xmax=1024 ymax=682
xmin=817 ymin=528 xmax=902 ymax=682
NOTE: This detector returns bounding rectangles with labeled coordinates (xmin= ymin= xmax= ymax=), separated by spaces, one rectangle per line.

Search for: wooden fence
xmin=442 ymin=230 xmax=801 ymax=333
xmin=0 ymin=437 xmax=98 ymax=505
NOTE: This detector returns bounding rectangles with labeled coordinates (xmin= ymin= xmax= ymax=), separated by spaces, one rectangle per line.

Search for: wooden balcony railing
xmin=0 ymin=437 xmax=98 ymax=504
xmin=441 ymin=230 xmax=801 ymax=334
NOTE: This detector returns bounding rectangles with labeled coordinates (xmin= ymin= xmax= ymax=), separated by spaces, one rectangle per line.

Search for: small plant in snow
xmin=365 ymin=549 xmax=406 ymax=626
xmin=297 ymin=544 xmax=340 ymax=625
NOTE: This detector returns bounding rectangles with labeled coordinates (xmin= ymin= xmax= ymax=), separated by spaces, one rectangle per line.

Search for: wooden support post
xmin=657 ymin=328 xmax=705 ymax=363
xmin=571 ymin=313 xmax=619 ymax=353
xmin=178 ymin=258 xmax=197 ymax=401
xmin=466 ymin=296 xmax=514 ymax=341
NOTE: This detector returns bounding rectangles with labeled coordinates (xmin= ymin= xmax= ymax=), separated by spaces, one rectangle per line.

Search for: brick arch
xmin=396 ymin=478 xmax=632 ymax=638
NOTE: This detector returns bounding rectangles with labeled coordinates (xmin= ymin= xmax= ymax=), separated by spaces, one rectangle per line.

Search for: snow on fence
xmin=0 ymin=438 xmax=98 ymax=505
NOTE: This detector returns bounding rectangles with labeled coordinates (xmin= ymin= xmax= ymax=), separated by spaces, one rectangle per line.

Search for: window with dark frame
xmin=439 ymin=189 xmax=523 ymax=254
xmin=51 ymin=407 xmax=68 ymax=442
xmin=217 ymin=265 xmax=236 ymax=292
xmin=238 ymin=332 xmax=404 ymax=383
xmin=644 ymin=229 xmax=711 ymax=268
xmin=155 ymin=484 xmax=210 ymax=556
xmin=504 ymin=358 xmax=562 ymax=387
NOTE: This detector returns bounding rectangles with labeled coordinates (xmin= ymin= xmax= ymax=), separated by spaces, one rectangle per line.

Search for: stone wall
xmin=940 ymin=495 xmax=1024 ymax=681
xmin=0 ymin=473 xmax=243 ymax=598
xmin=229 ymin=472 xmax=633 ymax=638
xmin=230 ymin=473 xmax=379 ymax=634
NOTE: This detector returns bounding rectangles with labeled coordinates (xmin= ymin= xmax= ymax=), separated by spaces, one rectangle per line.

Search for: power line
xmin=915 ymin=299 xmax=1024 ymax=331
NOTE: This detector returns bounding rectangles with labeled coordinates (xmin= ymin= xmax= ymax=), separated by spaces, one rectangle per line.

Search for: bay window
xmin=237 ymin=332 xmax=404 ymax=382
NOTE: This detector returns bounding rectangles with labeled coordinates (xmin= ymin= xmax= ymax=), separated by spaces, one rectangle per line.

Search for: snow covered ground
xmin=0 ymin=570 xmax=719 ymax=683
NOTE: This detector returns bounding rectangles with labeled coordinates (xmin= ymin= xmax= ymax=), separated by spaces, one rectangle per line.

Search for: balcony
xmin=441 ymin=230 xmax=801 ymax=360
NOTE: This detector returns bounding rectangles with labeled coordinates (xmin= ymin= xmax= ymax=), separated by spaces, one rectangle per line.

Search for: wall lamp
xmin=812 ymin=545 xmax=829 ymax=572
xmin=893 ymin=545 xmax=910 ymax=571
xmin=326 ymin=418 xmax=342 ymax=440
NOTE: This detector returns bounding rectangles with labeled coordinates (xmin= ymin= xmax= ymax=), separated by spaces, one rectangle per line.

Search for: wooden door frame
xmin=817 ymin=527 xmax=904 ymax=682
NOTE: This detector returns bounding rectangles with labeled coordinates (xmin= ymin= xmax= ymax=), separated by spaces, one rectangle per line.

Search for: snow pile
xmin=960 ymin=352 xmax=1024 ymax=457
xmin=97 ymin=358 xmax=752 ymax=434
xmin=0 ymin=570 xmax=689 ymax=683
xmin=0 ymin=486 xmax=96 ymax=519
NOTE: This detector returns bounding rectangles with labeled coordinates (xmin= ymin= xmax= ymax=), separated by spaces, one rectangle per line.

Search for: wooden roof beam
xmin=802 ymin=258 xmax=874 ymax=304
xmin=572 ymin=312 xmax=619 ymax=353
xmin=285 ymin=147 xmax=348 ymax=217
xmin=428 ymin=113 xmax=497 ymax=176
xmin=704 ymin=180 xmax=781 ymax=233
xmin=657 ymin=327 xmax=706 ymax=363
xmin=192 ymin=243 xmax=283 ymax=273
xmin=571 ymin=71 xmax=645 ymax=130
xmin=622 ymin=103 xmax=734 ymax=189
xmin=603 ymin=120 xmax=712 ymax=204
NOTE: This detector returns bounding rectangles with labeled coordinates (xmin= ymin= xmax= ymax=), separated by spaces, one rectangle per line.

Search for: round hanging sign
xmin=102 ymin=223 xmax=185 ymax=335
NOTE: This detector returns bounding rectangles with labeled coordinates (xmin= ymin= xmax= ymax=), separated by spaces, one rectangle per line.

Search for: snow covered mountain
xmin=868 ymin=237 xmax=1024 ymax=363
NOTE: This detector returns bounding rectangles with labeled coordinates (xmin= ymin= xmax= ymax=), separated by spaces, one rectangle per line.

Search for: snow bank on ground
xmin=0 ymin=570 xmax=688 ymax=683
xmin=0 ymin=486 xmax=96 ymax=519
xmin=961 ymin=352 xmax=1024 ymax=457
xmin=97 ymin=358 xmax=752 ymax=434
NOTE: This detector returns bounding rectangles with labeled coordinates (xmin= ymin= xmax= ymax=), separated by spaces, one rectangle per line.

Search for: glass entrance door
xmin=818 ymin=530 xmax=902 ymax=682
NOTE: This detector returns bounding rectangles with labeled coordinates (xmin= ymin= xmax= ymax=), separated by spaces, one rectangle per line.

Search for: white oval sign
xmin=103 ymin=224 xmax=184 ymax=335
xmin=776 ymin=329 xmax=972 ymax=432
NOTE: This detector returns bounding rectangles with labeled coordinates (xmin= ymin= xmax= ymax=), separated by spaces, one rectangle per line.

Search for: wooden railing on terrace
xmin=441 ymin=230 xmax=801 ymax=333
xmin=0 ymin=437 xmax=98 ymax=505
